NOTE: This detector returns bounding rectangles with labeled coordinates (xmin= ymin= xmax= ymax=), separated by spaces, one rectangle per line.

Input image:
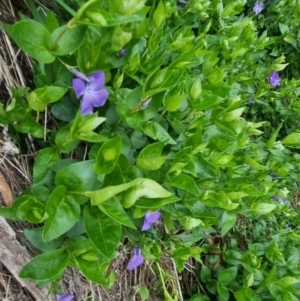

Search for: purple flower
xmin=118 ymin=49 xmax=128 ymax=58
xmin=127 ymin=247 xmax=144 ymax=270
xmin=56 ymin=294 xmax=74 ymax=301
xmin=178 ymin=0 xmax=188 ymax=4
xmin=72 ymin=70 xmax=109 ymax=115
xmin=253 ymin=1 xmax=266 ymax=14
xmin=142 ymin=211 xmax=161 ymax=231
xmin=272 ymin=196 xmax=286 ymax=204
xmin=278 ymin=197 xmax=286 ymax=204
xmin=269 ymin=71 xmax=280 ymax=87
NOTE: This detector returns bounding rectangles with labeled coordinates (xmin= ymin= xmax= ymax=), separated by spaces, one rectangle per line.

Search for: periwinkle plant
xmin=1 ymin=0 xmax=300 ymax=300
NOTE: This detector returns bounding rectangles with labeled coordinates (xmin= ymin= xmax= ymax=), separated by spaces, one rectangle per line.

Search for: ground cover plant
xmin=1 ymin=0 xmax=300 ymax=300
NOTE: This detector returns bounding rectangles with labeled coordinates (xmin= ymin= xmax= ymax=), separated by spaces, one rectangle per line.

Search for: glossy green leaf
xmin=168 ymin=174 xmax=200 ymax=196
xmin=45 ymin=10 xmax=59 ymax=33
xmin=200 ymin=265 xmax=211 ymax=283
xmin=55 ymin=160 xmax=97 ymax=204
xmin=28 ymin=86 xmax=67 ymax=111
xmin=4 ymin=20 xmax=55 ymax=63
xmin=234 ymin=288 xmax=261 ymax=301
xmin=14 ymin=114 xmax=44 ymax=138
xmin=49 ymin=25 xmax=86 ymax=55
xmin=134 ymin=195 xmax=180 ymax=208
xmin=24 ymin=227 xmax=63 ymax=252
xmin=143 ymin=122 xmax=176 ymax=145
xmin=19 ymin=196 xmax=46 ymax=223
xmin=43 ymin=185 xmax=80 ymax=241
xmin=163 ymin=95 xmax=186 ymax=112
xmin=218 ymin=266 xmax=238 ymax=285
xmin=98 ymin=197 xmax=136 ymax=229
xmin=33 ymin=148 xmax=60 ymax=183
xmin=136 ymin=142 xmax=166 ymax=170
xmin=19 ymin=249 xmax=69 ymax=280
xmin=94 ymin=136 xmax=123 ymax=174
xmin=153 ymin=1 xmax=166 ymax=29
xmin=75 ymin=257 xmax=111 ymax=287
xmin=251 ymin=203 xmax=277 ymax=215
xmin=221 ymin=212 xmax=237 ymax=236
xmin=282 ymin=133 xmax=300 ymax=145
xmin=83 ymin=206 xmax=121 ymax=258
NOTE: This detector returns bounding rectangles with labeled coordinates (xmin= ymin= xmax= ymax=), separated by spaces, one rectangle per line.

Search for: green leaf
xmin=55 ymin=123 xmax=80 ymax=153
xmin=4 ymin=21 xmax=55 ymax=63
xmin=220 ymin=212 xmax=237 ymax=236
xmin=192 ymin=91 xmax=223 ymax=110
xmin=134 ymin=195 xmax=180 ymax=209
xmin=45 ymin=10 xmax=59 ymax=33
xmin=19 ymin=249 xmax=69 ymax=280
xmin=14 ymin=114 xmax=44 ymax=138
xmin=88 ymin=181 xmax=134 ymax=206
xmin=282 ymin=133 xmax=300 ymax=145
xmin=77 ymin=115 xmax=106 ymax=133
xmin=49 ymin=25 xmax=86 ymax=55
xmin=276 ymin=277 xmax=300 ymax=288
xmin=153 ymin=1 xmax=166 ymax=29
xmin=266 ymin=123 xmax=283 ymax=149
xmin=24 ymin=227 xmax=63 ymax=253
xmin=98 ymin=197 xmax=136 ymax=229
xmin=217 ymin=283 xmax=229 ymax=301
xmin=251 ymin=203 xmax=277 ymax=215
xmin=51 ymin=97 xmax=77 ymax=122
xmin=111 ymin=25 xmax=132 ymax=51
xmin=200 ymin=265 xmax=211 ymax=283
xmin=94 ymin=136 xmax=123 ymax=174
xmin=143 ymin=122 xmax=176 ymax=145
xmin=55 ymin=160 xmax=97 ymax=204
xmin=218 ymin=266 xmax=238 ymax=286
xmin=234 ymin=288 xmax=261 ymax=301
xmin=43 ymin=185 xmax=80 ymax=241
xmin=134 ymin=285 xmax=149 ymax=301
xmin=136 ymin=142 xmax=166 ymax=170
xmin=19 ymin=196 xmax=45 ymax=223
xmin=28 ymin=86 xmax=67 ymax=111
xmin=33 ymin=148 xmax=60 ymax=183
xmin=83 ymin=206 xmax=122 ymax=258
xmin=190 ymin=78 xmax=202 ymax=99
xmin=122 ymin=178 xmax=173 ymax=208
xmin=168 ymin=174 xmax=200 ymax=196
xmin=87 ymin=178 xmax=173 ymax=207
xmin=163 ymin=94 xmax=186 ymax=112
xmin=74 ymin=257 xmax=111 ymax=287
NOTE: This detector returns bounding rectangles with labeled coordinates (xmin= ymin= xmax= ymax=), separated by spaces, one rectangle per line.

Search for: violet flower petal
xmin=56 ymin=294 xmax=74 ymax=301
xmin=89 ymin=89 xmax=109 ymax=108
xmin=141 ymin=219 xmax=151 ymax=231
xmin=253 ymin=1 xmax=265 ymax=14
xmin=127 ymin=247 xmax=144 ymax=270
xmin=81 ymin=93 xmax=94 ymax=115
xmin=269 ymin=71 xmax=280 ymax=87
xmin=87 ymin=72 xmax=105 ymax=90
xmin=142 ymin=211 xmax=161 ymax=231
xmin=72 ymin=78 xmax=86 ymax=98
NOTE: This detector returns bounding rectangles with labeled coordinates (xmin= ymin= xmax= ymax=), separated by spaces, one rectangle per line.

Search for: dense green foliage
xmin=1 ymin=0 xmax=300 ymax=300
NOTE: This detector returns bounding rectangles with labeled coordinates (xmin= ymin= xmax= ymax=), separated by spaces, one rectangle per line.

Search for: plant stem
xmin=68 ymin=191 xmax=87 ymax=196
xmin=51 ymin=25 xmax=69 ymax=51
